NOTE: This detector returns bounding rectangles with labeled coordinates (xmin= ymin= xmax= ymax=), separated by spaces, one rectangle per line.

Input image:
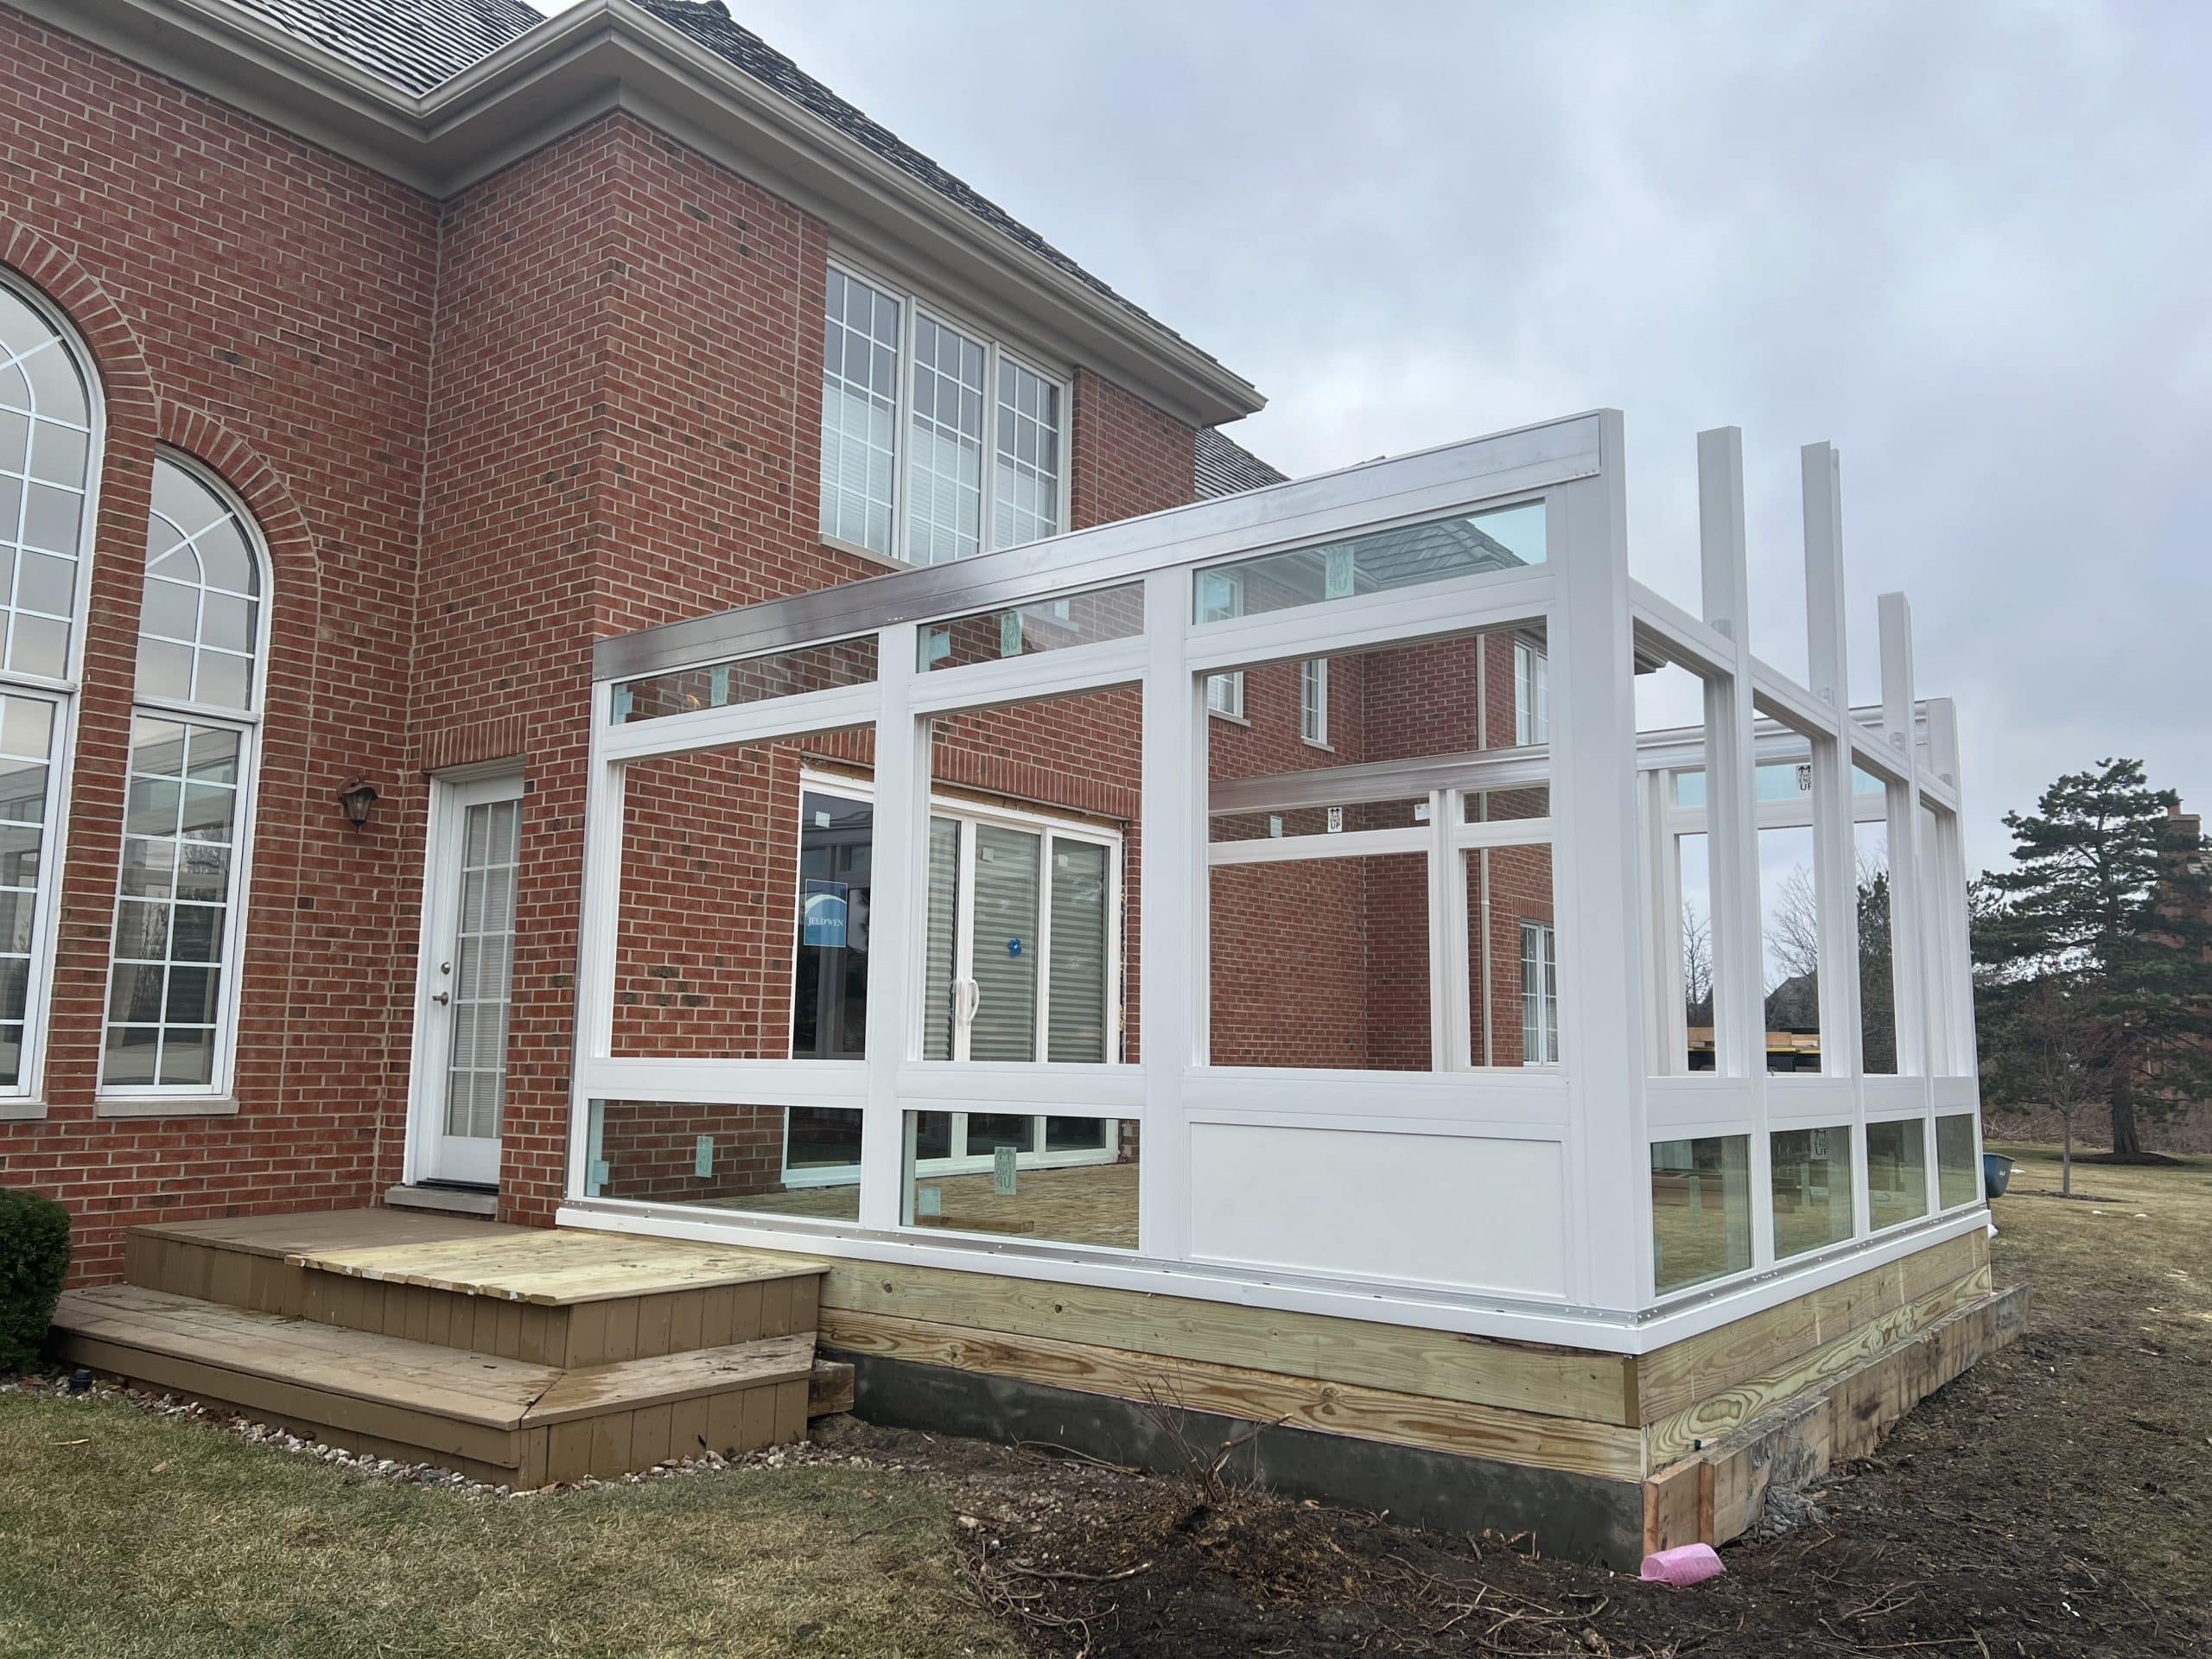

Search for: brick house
xmin=4 ymin=0 xmax=2012 ymax=1560
xmin=0 ymin=0 xmax=1565 ymax=1273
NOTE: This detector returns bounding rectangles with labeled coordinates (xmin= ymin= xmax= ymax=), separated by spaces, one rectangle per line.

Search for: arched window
xmin=0 ymin=272 xmax=99 ymax=1102
xmin=100 ymin=454 xmax=267 ymax=1098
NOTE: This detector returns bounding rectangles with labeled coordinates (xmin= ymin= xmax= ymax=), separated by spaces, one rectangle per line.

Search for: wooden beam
xmin=817 ymin=1262 xmax=1638 ymax=1427
xmin=1643 ymin=1262 xmax=1993 ymax=1465
xmin=823 ymin=1308 xmax=1649 ymax=1480
xmin=1633 ymin=1231 xmax=1983 ymax=1424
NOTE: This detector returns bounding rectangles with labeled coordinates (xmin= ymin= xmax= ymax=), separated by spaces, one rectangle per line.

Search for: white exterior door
xmin=410 ymin=772 xmax=522 ymax=1186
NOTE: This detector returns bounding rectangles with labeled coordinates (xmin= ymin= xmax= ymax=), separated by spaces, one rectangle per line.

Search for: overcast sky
xmin=540 ymin=0 xmax=2209 ymax=872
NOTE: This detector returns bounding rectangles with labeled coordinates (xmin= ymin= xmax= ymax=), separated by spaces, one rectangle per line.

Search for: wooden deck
xmin=55 ymin=1209 xmax=848 ymax=1485
xmin=56 ymin=1205 xmax=2019 ymax=1560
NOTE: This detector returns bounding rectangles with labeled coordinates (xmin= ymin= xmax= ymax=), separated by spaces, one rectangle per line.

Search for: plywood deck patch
xmin=289 ymin=1229 xmax=830 ymax=1306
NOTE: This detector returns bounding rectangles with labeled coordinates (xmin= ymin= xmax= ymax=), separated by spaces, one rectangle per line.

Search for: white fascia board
xmin=16 ymin=0 xmax=1261 ymax=429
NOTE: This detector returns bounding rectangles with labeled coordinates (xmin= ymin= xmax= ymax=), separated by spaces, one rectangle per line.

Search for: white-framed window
xmin=1 ymin=273 xmax=101 ymax=1101
xmin=1515 ymin=636 xmax=1548 ymax=746
xmin=818 ymin=261 xmax=1068 ymax=567
xmin=1197 ymin=567 xmax=1244 ymax=718
xmin=1300 ymin=658 xmax=1329 ymax=746
xmin=1520 ymin=918 xmax=1559 ymax=1065
xmin=100 ymin=454 xmax=268 ymax=1098
xmin=790 ymin=772 xmax=1123 ymax=1068
xmin=783 ymin=772 xmax=1123 ymax=1189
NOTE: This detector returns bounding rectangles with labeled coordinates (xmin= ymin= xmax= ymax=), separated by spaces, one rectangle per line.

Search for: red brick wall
xmin=14 ymin=13 xmax=1586 ymax=1277
xmin=0 ymin=9 xmax=439 ymax=1281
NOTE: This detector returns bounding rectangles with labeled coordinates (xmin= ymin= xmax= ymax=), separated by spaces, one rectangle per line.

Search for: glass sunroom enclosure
xmin=565 ymin=410 xmax=1985 ymax=1350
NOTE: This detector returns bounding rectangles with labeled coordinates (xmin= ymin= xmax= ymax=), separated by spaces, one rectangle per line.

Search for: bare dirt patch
xmin=818 ymin=1142 xmax=2212 ymax=1657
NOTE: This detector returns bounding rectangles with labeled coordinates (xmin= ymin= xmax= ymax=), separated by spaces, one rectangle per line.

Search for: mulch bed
xmin=814 ymin=1224 xmax=2210 ymax=1657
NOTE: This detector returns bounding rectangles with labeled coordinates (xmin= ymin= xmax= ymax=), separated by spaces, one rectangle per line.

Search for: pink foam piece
xmin=1640 ymin=1543 xmax=1725 ymax=1586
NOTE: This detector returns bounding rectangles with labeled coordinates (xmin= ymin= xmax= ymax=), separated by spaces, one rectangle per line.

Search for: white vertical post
xmin=1802 ymin=442 xmax=1870 ymax=1230
xmin=1697 ymin=429 xmax=1763 ymax=1083
xmin=859 ymin=622 xmax=923 ymax=1231
xmin=1548 ymin=410 xmax=1649 ymax=1310
xmin=567 ymin=677 xmax=626 ymax=1200
xmin=1698 ymin=427 xmax=1770 ymax=1262
xmin=1925 ymin=696 xmax=1978 ymax=1080
xmin=1878 ymin=592 xmax=1929 ymax=1081
xmin=1137 ymin=568 xmax=1198 ymax=1260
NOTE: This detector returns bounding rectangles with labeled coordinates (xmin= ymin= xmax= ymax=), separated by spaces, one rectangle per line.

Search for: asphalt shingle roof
xmin=1194 ymin=426 xmax=1288 ymax=498
xmin=219 ymin=0 xmax=542 ymax=96
xmin=209 ymin=0 xmax=1243 ymax=386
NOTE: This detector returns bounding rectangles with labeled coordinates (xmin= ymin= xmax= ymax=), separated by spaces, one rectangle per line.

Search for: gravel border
xmin=2 ymin=1369 xmax=898 ymax=1497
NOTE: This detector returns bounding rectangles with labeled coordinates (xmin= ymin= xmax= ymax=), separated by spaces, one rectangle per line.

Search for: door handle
xmin=954 ymin=977 xmax=979 ymax=1027
xmin=431 ymin=991 xmax=451 ymax=1007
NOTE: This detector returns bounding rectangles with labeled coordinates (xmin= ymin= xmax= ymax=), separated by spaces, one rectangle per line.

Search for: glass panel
xmin=1046 ymin=1115 xmax=1111 ymax=1152
xmin=442 ymin=794 xmax=518 ymax=1140
xmin=1461 ymin=783 xmax=1549 ymax=823
xmin=613 ymin=636 xmax=878 ymax=724
xmin=1936 ymin=1114 xmax=1980 ymax=1210
xmin=818 ymin=268 xmax=900 ymax=556
xmin=927 ymin=683 xmax=1140 ymax=1064
xmin=1770 ymin=1125 xmax=1854 ymax=1259
xmin=1462 ymin=841 xmax=1557 ymax=1066
xmin=993 ymin=358 xmax=1061 ymax=549
xmin=1211 ymin=796 xmax=1425 ymax=842
xmin=0 ymin=286 xmax=92 ymax=684
xmin=1650 ymin=1135 xmax=1753 ymax=1296
xmin=792 ymin=789 xmax=874 ymax=1060
xmin=1192 ymin=501 xmax=1544 ymax=623
xmin=1047 ymin=840 xmax=1109 ymax=1063
xmin=1856 ymin=819 xmax=1897 ymax=1074
xmin=1866 ymin=1117 xmax=1929 ymax=1230
xmin=905 ymin=1110 xmax=1135 ymax=1248
xmin=969 ymin=825 xmax=1040 ymax=1062
xmin=1638 ymin=652 xmax=1728 ymax=1077
xmin=919 ymin=584 xmax=1142 ymax=671
xmin=0 ymin=691 xmax=53 ymax=1088
xmin=1759 ymin=824 xmax=1822 ymax=1071
xmin=1211 ymin=851 xmax=1431 ymax=1070
xmin=920 ymin=817 xmax=960 ymax=1061
xmin=613 ymin=731 xmax=874 ymax=1062
xmin=906 ymin=315 xmax=985 ymax=566
xmin=102 ymin=713 xmax=244 ymax=1091
xmin=135 ymin=457 xmax=262 ymax=712
xmin=584 ymin=1101 xmax=862 ymax=1224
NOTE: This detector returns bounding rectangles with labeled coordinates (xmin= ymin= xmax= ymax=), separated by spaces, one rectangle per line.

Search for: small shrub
xmin=0 ymin=1188 xmax=72 ymax=1373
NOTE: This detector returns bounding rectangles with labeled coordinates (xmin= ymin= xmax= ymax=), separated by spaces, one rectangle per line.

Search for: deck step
xmin=52 ymin=1284 xmax=822 ymax=1485
xmin=124 ymin=1211 xmax=828 ymax=1367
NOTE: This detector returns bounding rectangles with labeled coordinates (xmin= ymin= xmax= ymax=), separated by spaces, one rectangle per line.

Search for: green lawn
xmin=0 ymin=1392 xmax=1015 ymax=1659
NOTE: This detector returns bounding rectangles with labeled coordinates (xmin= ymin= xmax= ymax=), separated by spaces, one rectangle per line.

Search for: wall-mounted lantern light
xmin=337 ymin=772 xmax=381 ymax=830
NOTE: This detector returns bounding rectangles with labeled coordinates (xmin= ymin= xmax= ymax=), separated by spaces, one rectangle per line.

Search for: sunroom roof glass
xmin=1191 ymin=501 xmax=1544 ymax=622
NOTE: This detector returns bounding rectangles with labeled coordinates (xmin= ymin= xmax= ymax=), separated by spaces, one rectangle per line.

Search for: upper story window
xmin=1515 ymin=637 xmax=1549 ymax=746
xmin=101 ymin=454 xmax=269 ymax=1098
xmin=1 ymin=273 xmax=99 ymax=1100
xmin=819 ymin=264 xmax=1066 ymax=567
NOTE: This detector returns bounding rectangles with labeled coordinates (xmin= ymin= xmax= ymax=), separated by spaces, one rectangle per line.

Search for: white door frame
xmin=406 ymin=766 xmax=524 ymax=1187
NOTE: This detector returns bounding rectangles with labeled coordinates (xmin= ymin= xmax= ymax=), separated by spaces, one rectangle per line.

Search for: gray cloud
xmin=547 ymin=0 xmax=2212 ymax=869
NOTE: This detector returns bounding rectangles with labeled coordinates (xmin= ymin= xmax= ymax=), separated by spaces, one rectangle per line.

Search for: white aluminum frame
xmin=563 ymin=410 xmax=1985 ymax=1354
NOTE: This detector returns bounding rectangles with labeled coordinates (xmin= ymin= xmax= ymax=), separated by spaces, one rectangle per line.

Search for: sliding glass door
xmin=787 ymin=776 xmax=1122 ymax=1184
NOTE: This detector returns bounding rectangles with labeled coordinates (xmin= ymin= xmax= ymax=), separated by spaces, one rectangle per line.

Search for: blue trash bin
xmin=1982 ymin=1151 xmax=2013 ymax=1199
